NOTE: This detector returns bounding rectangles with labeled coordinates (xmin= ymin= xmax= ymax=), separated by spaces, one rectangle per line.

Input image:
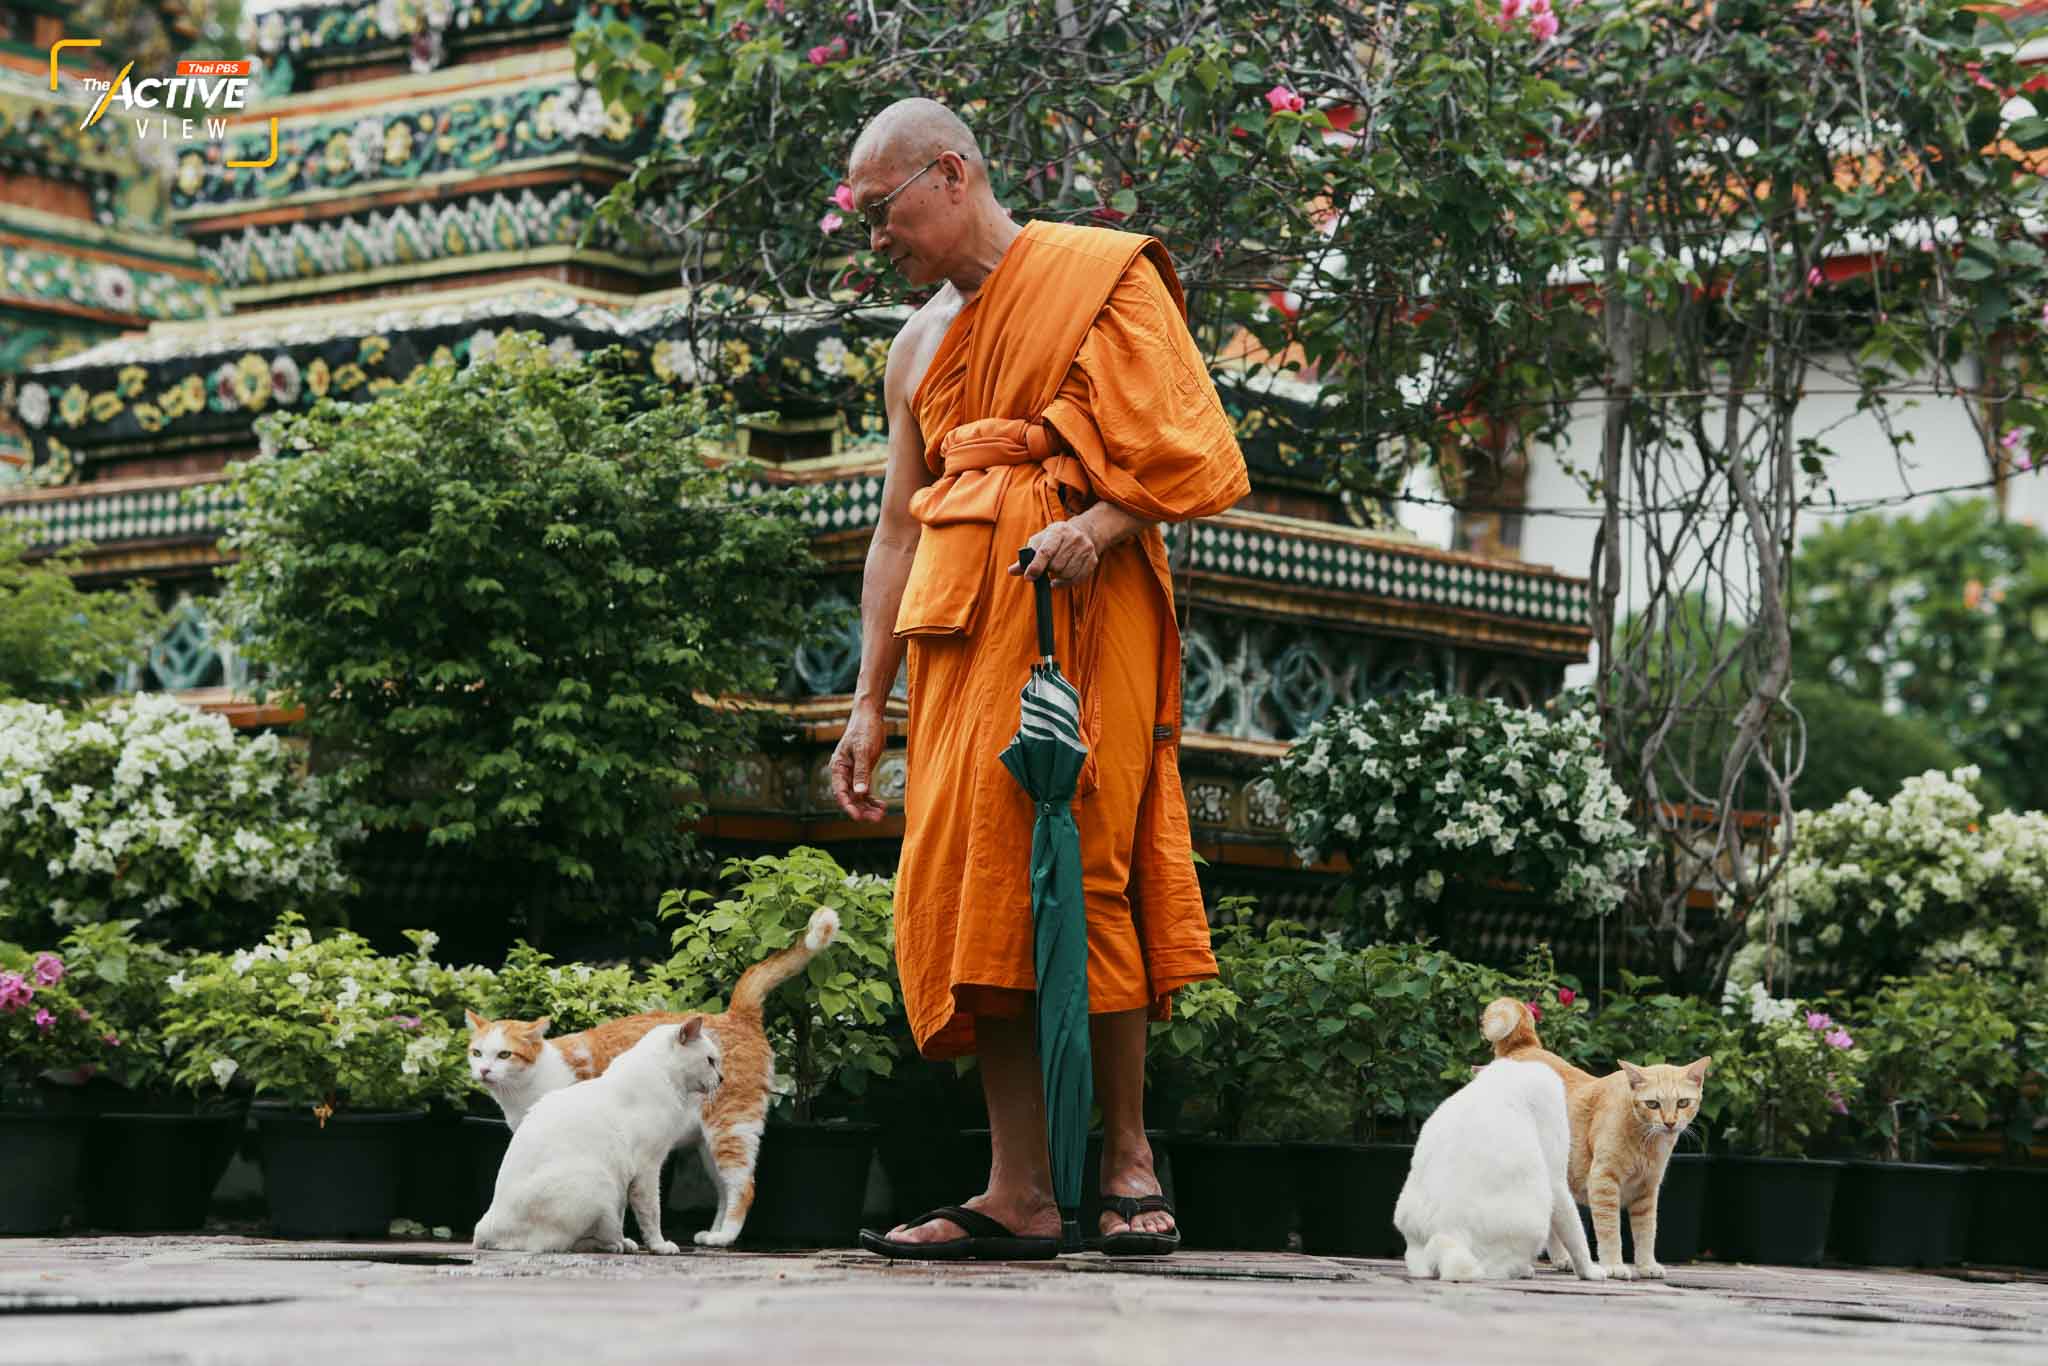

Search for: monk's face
xmin=848 ymin=148 xmax=962 ymax=289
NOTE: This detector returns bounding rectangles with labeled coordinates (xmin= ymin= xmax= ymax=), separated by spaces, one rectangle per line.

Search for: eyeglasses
xmin=861 ymin=155 xmax=942 ymax=234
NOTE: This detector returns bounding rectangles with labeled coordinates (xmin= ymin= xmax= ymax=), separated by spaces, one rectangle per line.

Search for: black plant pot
xmin=78 ymin=1111 xmax=243 ymax=1232
xmin=1574 ymin=1152 xmax=1712 ymax=1266
xmin=397 ymin=1110 xmax=488 ymax=1232
xmin=1290 ymin=1142 xmax=1411 ymax=1257
xmin=253 ymin=1107 xmax=427 ymax=1238
xmin=0 ymin=1112 xmax=88 ymax=1234
xmin=463 ymin=1115 xmax=514 ymax=1216
xmin=1710 ymin=1155 xmax=1842 ymax=1266
xmin=742 ymin=1121 xmax=878 ymax=1248
xmin=1966 ymin=1165 xmax=2048 ymax=1268
xmin=1167 ymin=1138 xmax=1295 ymax=1251
xmin=1828 ymin=1159 xmax=1974 ymax=1267
xmin=876 ymin=1125 xmax=980 ymax=1228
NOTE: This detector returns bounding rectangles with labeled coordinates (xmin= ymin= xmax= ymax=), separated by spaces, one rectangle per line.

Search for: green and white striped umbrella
xmin=999 ymin=548 xmax=1094 ymax=1253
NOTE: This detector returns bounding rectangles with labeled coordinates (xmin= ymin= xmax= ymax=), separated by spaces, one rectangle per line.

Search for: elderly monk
xmin=831 ymin=97 xmax=1249 ymax=1260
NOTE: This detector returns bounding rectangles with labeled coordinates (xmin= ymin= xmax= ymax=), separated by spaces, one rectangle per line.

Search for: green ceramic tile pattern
xmin=0 ymin=246 xmax=221 ymax=321
xmin=177 ymin=76 xmax=651 ymax=213
xmin=0 ymin=482 xmax=240 ymax=549
xmin=200 ymin=185 xmax=629 ymax=289
xmin=1188 ymin=522 xmax=1589 ymax=627
xmin=246 ymin=0 xmax=579 ymax=65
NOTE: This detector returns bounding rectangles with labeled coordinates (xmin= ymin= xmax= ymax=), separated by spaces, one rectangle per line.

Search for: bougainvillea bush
xmin=0 ymin=695 xmax=358 ymax=949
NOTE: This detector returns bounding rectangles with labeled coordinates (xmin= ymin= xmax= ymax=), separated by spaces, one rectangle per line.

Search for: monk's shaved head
xmin=850 ymin=97 xmax=984 ymax=177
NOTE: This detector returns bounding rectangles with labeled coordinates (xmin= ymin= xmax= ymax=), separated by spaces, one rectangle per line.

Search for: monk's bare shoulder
xmin=884 ymin=286 xmax=965 ymax=412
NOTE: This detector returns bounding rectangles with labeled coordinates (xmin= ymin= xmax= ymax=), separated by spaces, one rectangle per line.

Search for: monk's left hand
xmin=1011 ymin=519 xmax=1102 ymax=589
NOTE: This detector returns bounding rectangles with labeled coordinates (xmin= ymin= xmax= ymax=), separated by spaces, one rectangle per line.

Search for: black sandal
xmin=1091 ymin=1193 xmax=1181 ymax=1256
xmin=858 ymin=1204 xmax=1061 ymax=1261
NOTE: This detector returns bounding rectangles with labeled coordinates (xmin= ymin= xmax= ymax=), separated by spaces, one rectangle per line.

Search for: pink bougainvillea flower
xmin=764 ymin=0 xmax=784 ymax=14
xmin=32 ymin=1008 xmax=54 ymax=1035
xmin=1265 ymin=84 xmax=1304 ymax=114
xmin=808 ymin=44 xmax=831 ymax=65
xmin=389 ymin=1014 xmax=421 ymax=1030
xmin=819 ymin=211 xmax=844 ymax=234
xmin=832 ymin=183 xmax=856 ymax=213
xmin=1825 ymin=1029 xmax=1854 ymax=1050
xmin=2020 ymin=454 xmax=2036 ymax=472
xmin=1530 ymin=0 xmax=1551 ymax=11
xmin=1806 ymin=1011 xmax=1831 ymax=1031
xmin=1807 ymin=266 xmax=1824 ymax=287
xmin=847 ymin=7 xmax=861 ymax=25
xmin=102 ymin=1032 xmax=121 ymax=1048
xmin=1526 ymin=1000 xmax=1544 ymax=1022
xmin=1501 ymin=0 xmax=1524 ymax=19
xmin=0 ymin=972 xmax=31 ymax=1012
xmin=76 ymin=1007 xmax=90 ymax=1020
xmin=31 ymin=953 xmax=63 ymax=987
xmin=1829 ymin=1093 xmax=1849 ymax=1115
xmin=828 ymin=34 xmax=849 ymax=57
xmin=1557 ymin=988 xmax=1576 ymax=1006
xmin=2002 ymin=428 xmax=2023 ymax=449
xmin=1530 ymin=12 xmax=1559 ymax=41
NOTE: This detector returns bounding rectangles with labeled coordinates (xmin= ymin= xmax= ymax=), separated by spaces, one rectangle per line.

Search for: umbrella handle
xmin=1017 ymin=547 xmax=1055 ymax=658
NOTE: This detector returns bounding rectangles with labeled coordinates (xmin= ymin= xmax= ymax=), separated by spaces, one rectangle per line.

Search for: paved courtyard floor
xmin=1 ymin=1236 xmax=2043 ymax=1366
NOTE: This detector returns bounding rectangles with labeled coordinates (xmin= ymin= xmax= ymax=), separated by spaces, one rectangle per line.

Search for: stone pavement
xmin=1 ymin=1237 xmax=2043 ymax=1366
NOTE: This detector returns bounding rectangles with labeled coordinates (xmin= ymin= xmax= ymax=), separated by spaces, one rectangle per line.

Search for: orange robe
xmin=890 ymin=220 xmax=1251 ymax=1060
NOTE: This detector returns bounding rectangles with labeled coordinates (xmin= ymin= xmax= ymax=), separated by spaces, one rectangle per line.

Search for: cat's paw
xmin=693 ymin=1228 xmax=738 ymax=1248
xmin=1634 ymin=1259 xmax=1667 ymax=1280
xmin=646 ymin=1239 xmax=681 ymax=1256
xmin=1602 ymin=1262 xmax=1635 ymax=1281
xmin=1578 ymin=1262 xmax=1610 ymax=1282
xmin=620 ymin=1237 xmax=640 ymax=1254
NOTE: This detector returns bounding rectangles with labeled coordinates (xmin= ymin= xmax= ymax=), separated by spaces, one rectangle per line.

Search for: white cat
xmin=473 ymin=1015 xmax=721 ymax=1254
xmin=1394 ymin=1057 xmax=1608 ymax=1283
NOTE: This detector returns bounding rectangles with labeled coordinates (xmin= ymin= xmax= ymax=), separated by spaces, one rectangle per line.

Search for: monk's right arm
xmin=848 ymin=330 xmax=929 ymax=720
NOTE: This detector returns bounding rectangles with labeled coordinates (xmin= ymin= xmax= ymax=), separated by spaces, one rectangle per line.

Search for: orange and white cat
xmin=1480 ymin=997 xmax=1710 ymax=1280
xmin=466 ymin=907 xmax=838 ymax=1249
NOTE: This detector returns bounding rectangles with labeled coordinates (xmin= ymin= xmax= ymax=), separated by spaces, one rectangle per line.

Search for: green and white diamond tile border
xmin=0 ymin=481 xmax=239 ymax=549
xmin=1188 ymin=520 xmax=1591 ymax=628
xmin=751 ymin=464 xmax=1590 ymax=629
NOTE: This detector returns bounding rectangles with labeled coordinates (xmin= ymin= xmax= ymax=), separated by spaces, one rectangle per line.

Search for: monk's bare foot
xmin=1098 ymin=1140 xmax=1175 ymax=1239
xmin=884 ymin=1189 xmax=1061 ymax=1245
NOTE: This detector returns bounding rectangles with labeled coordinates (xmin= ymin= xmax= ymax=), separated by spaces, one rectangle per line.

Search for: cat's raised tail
xmin=1480 ymin=997 xmax=1542 ymax=1055
xmin=726 ymin=908 xmax=840 ymax=1018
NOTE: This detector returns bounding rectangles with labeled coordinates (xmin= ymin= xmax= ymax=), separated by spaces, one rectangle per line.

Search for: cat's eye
xmin=496 ymin=1050 xmax=510 ymax=1060
xmin=1678 ymin=1098 xmax=1691 ymax=1108
xmin=470 ymin=1048 xmax=480 ymax=1057
xmin=1645 ymin=1100 xmax=1660 ymax=1110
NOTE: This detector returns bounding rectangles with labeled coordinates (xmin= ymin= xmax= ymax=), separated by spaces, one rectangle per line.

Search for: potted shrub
xmin=161 ymin=914 xmax=463 ymax=1238
xmin=1706 ymin=981 xmax=1864 ymax=1265
xmin=1970 ymin=974 xmax=2048 ymax=1267
xmin=659 ymin=848 xmax=898 ymax=1247
xmin=1578 ymin=971 xmax=1725 ymax=1263
xmin=0 ymin=943 xmax=102 ymax=1233
xmin=1269 ymin=692 xmax=1646 ymax=944
xmin=1151 ymin=921 xmax=1327 ymax=1250
xmin=56 ymin=921 xmax=246 ymax=1232
xmin=1288 ymin=940 xmax=1477 ymax=1258
xmin=1829 ymin=971 xmax=2016 ymax=1266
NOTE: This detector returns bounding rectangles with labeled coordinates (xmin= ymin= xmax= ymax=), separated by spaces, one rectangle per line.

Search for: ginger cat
xmin=466 ymin=907 xmax=838 ymax=1248
xmin=1480 ymin=997 xmax=1710 ymax=1280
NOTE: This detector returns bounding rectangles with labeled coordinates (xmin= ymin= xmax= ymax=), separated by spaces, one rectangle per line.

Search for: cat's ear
xmin=529 ymin=1016 xmax=552 ymax=1039
xmin=1684 ymin=1056 xmax=1712 ymax=1085
xmin=464 ymin=1009 xmax=486 ymax=1032
xmin=1618 ymin=1060 xmax=1647 ymax=1089
xmin=678 ymin=1015 xmax=704 ymax=1044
